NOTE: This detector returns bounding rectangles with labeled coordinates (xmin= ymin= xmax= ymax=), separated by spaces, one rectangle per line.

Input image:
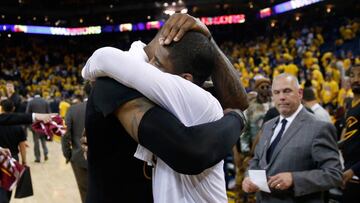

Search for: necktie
xmin=266 ymin=119 xmax=288 ymax=163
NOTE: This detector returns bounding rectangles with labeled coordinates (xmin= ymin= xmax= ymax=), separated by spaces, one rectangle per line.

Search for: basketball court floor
xmin=11 ymin=131 xmax=81 ymax=203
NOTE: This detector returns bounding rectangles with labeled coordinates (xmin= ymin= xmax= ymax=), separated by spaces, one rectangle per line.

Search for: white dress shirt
xmin=82 ymin=41 xmax=228 ymax=203
xmin=270 ymin=104 xmax=303 ymax=144
xmin=311 ymin=103 xmax=332 ymax=123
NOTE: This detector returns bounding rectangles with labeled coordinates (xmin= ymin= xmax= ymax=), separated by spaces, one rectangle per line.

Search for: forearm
xmin=232 ymin=145 xmax=241 ymax=169
xmin=138 ymin=107 xmax=245 ymax=175
xmin=83 ymin=47 xmax=164 ymax=92
xmin=0 ymin=113 xmax=33 ymax=125
xmin=83 ymin=47 xmax=195 ymax=113
xmin=82 ymin=47 xmax=128 ymax=81
xmin=210 ymin=38 xmax=248 ymax=110
xmin=19 ymin=142 xmax=27 ymax=165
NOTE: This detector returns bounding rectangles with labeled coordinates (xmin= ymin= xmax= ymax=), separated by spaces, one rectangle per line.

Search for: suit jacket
xmin=0 ymin=113 xmax=32 ymax=125
xmin=249 ymin=107 xmax=342 ymax=203
xmin=9 ymin=93 xmax=22 ymax=112
xmin=26 ymin=97 xmax=51 ymax=114
xmin=61 ymin=102 xmax=87 ymax=169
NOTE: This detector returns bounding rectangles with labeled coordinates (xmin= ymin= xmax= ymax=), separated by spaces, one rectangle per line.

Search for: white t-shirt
xmin=311 ymin=103 xmax=332 ymax=123
xmin=82 ymin=41 xmax=228 ymax=203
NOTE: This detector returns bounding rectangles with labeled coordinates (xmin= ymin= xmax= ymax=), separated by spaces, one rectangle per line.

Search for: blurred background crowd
xmin=0 ymin=0 xmax=359 ymax=202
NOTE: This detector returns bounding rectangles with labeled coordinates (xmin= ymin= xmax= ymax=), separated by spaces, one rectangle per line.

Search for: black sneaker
xmin=34 ymin=159 xmax=40 ymax=163
xmin=45 ymin=156 xmax=48 ymax=161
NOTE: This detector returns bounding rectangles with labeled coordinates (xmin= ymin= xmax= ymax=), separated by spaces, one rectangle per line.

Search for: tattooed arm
xmin=114 ymin=97 xmax=154 ymax=142
xmin=210 ymin=38 xmax=248 ymax=110
xmin=157 ymin=13 xmax=248 ymax=110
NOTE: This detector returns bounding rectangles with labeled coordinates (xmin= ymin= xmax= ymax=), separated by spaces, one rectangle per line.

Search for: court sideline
xmin=11 ymin=131 xmax=81 ymax=203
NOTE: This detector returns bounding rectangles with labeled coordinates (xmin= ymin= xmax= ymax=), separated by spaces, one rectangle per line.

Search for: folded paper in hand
xmin=249 ymin=170 xmax=271 ymax=193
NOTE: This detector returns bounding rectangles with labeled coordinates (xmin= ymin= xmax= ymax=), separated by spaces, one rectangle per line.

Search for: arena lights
xmin=146 ymin=21 xmax=163 ymax=30
xmin=119 ymin=23 xmax=132 ymax=32
xmin=326 ymin=5 xmax=333 ymax=13
xmin=163 ymin=0 xmax=187 ymax=16
xmin=200 ymin=14 xmax=245 ymax=26
xmin=259 ymin=0 xmax=325 ymax=18
xmin=259 ymin=8 xmax=272 ymax=18
xmin=115 ymin=21 xmax=165 ymax=32
xmin=0 ymin=24 xmax=101 ymax=35
xmin=273 ymin=0 xmax=324 ymax=14
xmin=0 ymin=13 xmax=246 ymax=36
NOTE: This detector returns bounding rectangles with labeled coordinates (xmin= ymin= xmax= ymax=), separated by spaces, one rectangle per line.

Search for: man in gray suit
xmin=26 ymin=92 xmax=51 ymax=162
xmin=242 ymin=73 xmax=342 ymax=202
xmin=61 ymin=83 xmax=91 ymax=203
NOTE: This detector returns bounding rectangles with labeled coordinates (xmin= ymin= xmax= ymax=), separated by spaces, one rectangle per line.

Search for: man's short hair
xmin=166 ymin=31 xmax=215 ymax=86
xmin=0 ymin=99 xmax=14 ymax=113
xmin=303 ymin=87 xmax=316 ymax=101
xmin=74 ymin=94 xmax=83 ymax=101
xmin=273 ymin=73 xmax=300 ymax=89
xmin=34 ymin=90 xmax=42 ymax=97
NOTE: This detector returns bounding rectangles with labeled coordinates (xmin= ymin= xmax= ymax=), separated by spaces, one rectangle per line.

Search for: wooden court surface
xmin=11 ymin=131 xmax=81 ymax=203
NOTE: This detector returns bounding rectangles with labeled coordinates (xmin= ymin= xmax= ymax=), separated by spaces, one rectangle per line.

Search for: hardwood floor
xmin=11 ymin=132 xmax=82 ymax=203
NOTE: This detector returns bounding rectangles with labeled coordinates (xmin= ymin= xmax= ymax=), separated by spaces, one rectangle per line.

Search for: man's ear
xmin=298 ymin=88 xmax=303 ymax=100
xmin=180 ymin=73 xmax=193 ymax=82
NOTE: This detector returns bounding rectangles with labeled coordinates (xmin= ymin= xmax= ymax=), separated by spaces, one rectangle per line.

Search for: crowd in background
xmin=0 ymin=14 xmax=359 ymax=203
xmin=0 ymin=17 xmax=359 ymax=117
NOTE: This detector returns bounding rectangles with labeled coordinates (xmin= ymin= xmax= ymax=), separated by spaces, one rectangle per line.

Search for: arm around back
xmin=0 ymin=113 xmax=33 ymax=125
xmin=138 ymin=107 xmax=246 ymax=174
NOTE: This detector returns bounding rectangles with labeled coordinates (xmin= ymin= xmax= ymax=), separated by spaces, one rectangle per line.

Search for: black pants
xmin=71 ymin=163 xmax=88 ymax=203
xmin=0 ymin=188 xmax=10 ymax=203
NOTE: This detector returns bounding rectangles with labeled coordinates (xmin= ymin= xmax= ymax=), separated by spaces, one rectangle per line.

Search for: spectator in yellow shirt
xmin=311 ymin=64 xmax=324 ymax=84
xmin=283 ymin=54 xmax=299 ymax=77
xmin=59 ymin=98 xmax=71 ymax=118
xmin=338 ymin=76 xmax=354 ymax=107
xmin=321 ymin=73 xmax=339 ymax=108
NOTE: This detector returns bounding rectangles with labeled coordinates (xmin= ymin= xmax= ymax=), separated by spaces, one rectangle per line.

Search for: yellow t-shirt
xmin=321 ymin=80 xmax=339 ymax=105
xmin=312 ymin=69 xmax=324 ymax=84
xmin=332 ymin=68 xmax=341 ymax=84
xmin=343 ymin=58 xmax=352 ymax=71
xmin=321 ymin=52 xmax=332 ymax=67
xmin=59 ymin=101 xmax=71 ymax=118
xmin=284 ymin=63 xmax=299 ymax=76
xmin=337 ymin=88 xmax=354 ymax=107
xmin=311 ymin=80 xmax=321 ymax=100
